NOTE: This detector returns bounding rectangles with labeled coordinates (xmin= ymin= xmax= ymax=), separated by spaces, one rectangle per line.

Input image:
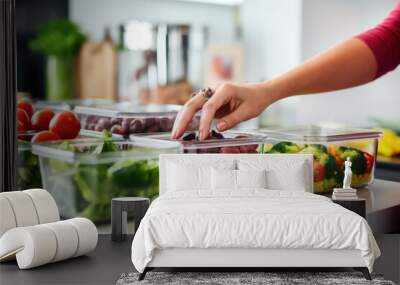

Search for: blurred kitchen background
xmin=16 ymin=0 xmax=400 ymax=184
xmin=17 ymin=0 xmax=400 ymax=128
xmin=12 ymin=0 xmax=400 ymax=231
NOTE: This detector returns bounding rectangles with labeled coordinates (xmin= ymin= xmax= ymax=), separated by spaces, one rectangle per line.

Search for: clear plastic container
xmin=34 ymin=99 xmax=115 ymax=112
xmin=32 ymin=139 xmax=181 ymax=223
xmin=17 ymin=131 xmax=42 ymax=190
xmin=252 ymin=126 xmax=383 ymax=193
xmin=130 ymin=131 xmax=266 ymax=154
xmin=75 ymin=103 xmax=200 ymax=138
xmin=16 ymin=130 xmax=121 ymax=191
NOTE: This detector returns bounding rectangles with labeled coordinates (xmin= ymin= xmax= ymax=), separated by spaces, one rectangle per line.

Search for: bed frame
xmin=138 ymin=154 xmax=372 ymax=281
xmin=139 ymin=248 xmax=371 ymax=280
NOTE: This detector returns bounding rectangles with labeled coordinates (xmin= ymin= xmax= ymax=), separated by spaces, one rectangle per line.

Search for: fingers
xmin=171 ymin=94 xmax=205 ymax=139
xmin=216 ymin=105 xmax=247 ymax=131
xmin=172 ymin=83 xmax=236 ymax=140
xmin=198 ymin=87 xmax=231 ymax=140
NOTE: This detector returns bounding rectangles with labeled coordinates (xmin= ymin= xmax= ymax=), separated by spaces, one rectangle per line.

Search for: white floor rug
xmin=116 ymin=271 xmax=395 ymax=285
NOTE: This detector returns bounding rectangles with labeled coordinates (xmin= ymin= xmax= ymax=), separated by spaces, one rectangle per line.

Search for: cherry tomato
xmin=49 ymin=111 xmax=81 ymax=139
xmin=31 ymin=131 xmax=60 ymax=143
xmin=31 ymin=108 xmax=55 ymax=131
xmin=17 ymin=100 xmax=34 ymax=118
xmin=363 ymin=152 xmax=374 ymax=173
xmin=17 ymin=108 xmax=30 ymax=132
xmin=313 ymin=160 xmax=325 ymax=182
xmin=17 ymin=120 xmax=27 ymax=132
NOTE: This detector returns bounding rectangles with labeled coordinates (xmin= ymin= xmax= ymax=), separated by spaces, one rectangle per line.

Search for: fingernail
xmin=217 ymin=120 xmax=228 ymax=131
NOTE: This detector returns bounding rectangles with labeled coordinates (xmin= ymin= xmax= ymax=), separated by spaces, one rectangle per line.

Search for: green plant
xmin=29 ymin=19 xmax=86 ymax=58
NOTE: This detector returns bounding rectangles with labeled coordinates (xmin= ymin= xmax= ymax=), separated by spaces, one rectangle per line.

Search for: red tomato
xmin=313 ymin=160 xmax=325 ymax=182
xmin=49 ymin=111 xmax=81 ymax=139
xmin=17 ymin=100 xmax=34 ymax=118
xmin=31 ymin=108 xmax=55 ymax=131
xmin=17 ymin=108 xmax=30 ymax=132
xmin=363 ymin=152 xmax=374 ymax=173
xmin=31 ymin=131 xmax=60 ymax=143
xmin=335 ymin=156 xmax=344 ymax=169
xmin=17 ymin=120 xmax=27 ymax=132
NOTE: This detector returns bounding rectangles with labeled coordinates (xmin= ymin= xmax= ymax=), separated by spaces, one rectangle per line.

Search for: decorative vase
xmin=46 ymin=55 xmax=73 ymax=101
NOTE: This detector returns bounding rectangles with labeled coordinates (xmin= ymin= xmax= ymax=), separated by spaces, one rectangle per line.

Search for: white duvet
xmin=131 ymin=190 xmax=380 ymax=273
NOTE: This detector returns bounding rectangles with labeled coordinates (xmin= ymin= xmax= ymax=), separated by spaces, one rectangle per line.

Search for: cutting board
xmin=76 ymin=38 xmax=117 ymax=100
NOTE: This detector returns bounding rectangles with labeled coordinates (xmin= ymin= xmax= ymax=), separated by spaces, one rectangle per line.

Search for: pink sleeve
xmin=356 ymin=2 xmax=400 ymax=78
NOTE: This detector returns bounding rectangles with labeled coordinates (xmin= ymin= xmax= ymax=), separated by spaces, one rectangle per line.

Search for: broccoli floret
xmin=322 ymin=178 xmax=339 ymax=190
xmin=269 ymin=141 xmax=302 ymax=153
xmin=299 ymin=144 xmax=327 ymax=159
xmin=337 ymin=146 xmax=367 ymax=174
xmin=319 ymin=153 xmax=337 ymax=179
xmin=333 ymin=169 xmax=345 ymax=187
xmin=307 ymin=144 xmax=328 ymax=153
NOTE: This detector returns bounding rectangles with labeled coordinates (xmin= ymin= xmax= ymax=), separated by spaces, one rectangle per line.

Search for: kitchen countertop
xmin=375 ymin=157 xmax=400 ymax=182
xmin=359 ymin=179 xmax=400 ymax=233
xmin=1 ymin=179 xmax=399 ymax=285
xmin=377 ymin=156 xmax=400 ymax=170
xmin=325 ymin=179 xmax=400 ymax=234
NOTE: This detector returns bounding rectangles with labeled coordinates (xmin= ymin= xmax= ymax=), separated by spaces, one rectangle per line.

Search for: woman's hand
xmin=171 ymin=82 xmax=277 ymax=140
xmin=170 ymin=37 xmax=378 ymax=141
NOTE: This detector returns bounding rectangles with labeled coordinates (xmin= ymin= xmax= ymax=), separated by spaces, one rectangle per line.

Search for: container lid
xmin=32 ymin=138 xmax=181 ymax=164
xmin=255 ymin=125 xmax=382 ymax=143
xmin=130 ymin=131 xmax=265 ymax=150
xmin=18 ymin=130 xmax=124 ymax=151
xmin=35 ymin=99 xmax=115 ymax=112
xmin=79 ymin=129 xmax=125 ymax=139
xmin=74 ymin=103 xmax=182 ymax=118
xmin=17 ymin=131 xmax=38 ymax=151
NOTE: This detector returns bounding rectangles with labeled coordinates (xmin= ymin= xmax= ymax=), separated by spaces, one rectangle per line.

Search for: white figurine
xmin=343 ymin=157 xmax=353 ymax=189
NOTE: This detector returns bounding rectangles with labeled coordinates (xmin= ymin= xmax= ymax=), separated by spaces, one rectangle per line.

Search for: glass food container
xmin=16 ymin=130 xmax=121 ymax=191
xmin=130 ymin=131 xmax=266 ymax=154
xmin=75 ymin=103 xmax=200 ymax=138
xmin=32 ymin=138 xmax=181 ymax=223
xmin=17 ymin=131 xmax=42 ymax=190
xmin=253 ymin=126 xmax=383 ymax=194
xmin=34 ymin=99 xmax=115 ymax=112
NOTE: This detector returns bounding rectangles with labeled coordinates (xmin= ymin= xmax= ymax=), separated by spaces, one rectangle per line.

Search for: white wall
xmin=241 ymin=0 xmax=302 ymax=82
xmin=241 ymin=0 xmax=399 ymax=127
xmin=71 ymin=0 xmax=399 ymax=127
xmin=69 ymin=0 xmax=236 ymax=44
xmin=297 ymin=0 xmax=400 ymax=127
xmin=240 ymin=0 xmax=303 ymax=127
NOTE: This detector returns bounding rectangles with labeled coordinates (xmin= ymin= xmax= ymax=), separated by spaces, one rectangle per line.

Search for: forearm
xmin=261 ymin=38 xmax=377 ymax=101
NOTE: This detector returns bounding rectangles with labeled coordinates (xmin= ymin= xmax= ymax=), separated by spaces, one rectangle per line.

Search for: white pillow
xmin=236 ymin=169 xmax=266 ymax=189
xmin=237 ymin=157 xmax=309 ymax=192
xmin=265 ymin=162 xmax=307 ymax=191
xmin=167 ymin=160 xmax=235 ymax=191
xmin=211 ymin=168 xmax=237 ymax=190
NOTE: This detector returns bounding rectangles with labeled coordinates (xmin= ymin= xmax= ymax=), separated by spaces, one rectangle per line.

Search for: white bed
xmin=131 ymin=154 xmax=380 ymax=280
